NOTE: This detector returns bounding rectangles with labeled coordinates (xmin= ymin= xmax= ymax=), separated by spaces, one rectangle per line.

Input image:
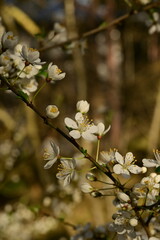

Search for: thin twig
xmin=0 ymin=75 xmax=124 ymax=191
xmin=39 ymin=2 xmax=160 ymax=52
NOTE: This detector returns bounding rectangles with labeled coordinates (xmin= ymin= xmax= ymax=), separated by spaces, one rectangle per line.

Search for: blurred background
xmin=0 ymin=0 xmax=160 ymax=239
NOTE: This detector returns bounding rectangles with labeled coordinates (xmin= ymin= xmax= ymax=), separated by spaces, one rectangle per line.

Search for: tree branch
xmin=39 ymin=1 xmax=160 ymax=52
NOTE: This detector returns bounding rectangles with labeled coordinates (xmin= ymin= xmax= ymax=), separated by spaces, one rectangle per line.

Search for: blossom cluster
xmin=42 ymin=99 xmax=160 ymax=239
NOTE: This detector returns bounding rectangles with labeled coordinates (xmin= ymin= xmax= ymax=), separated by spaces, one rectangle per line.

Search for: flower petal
xmin=125 ymin=152 xmax=134 ymax=164
xmin=115 ymin=152 xmax=124 ymax=164
xmin=44 ymin=158 xmax=57 ymax=169
xmin=142 ymin=158 xmax=157 ymax=167
xmin=69 ymin=130 xmax=81 ymax=139
xmin=64 ymin=117 xmax=78 ymax=129
xmin=128 ymin=165 xmax=142 ymax=174
xmin=82 ymin=131 xmax=97 ymax=141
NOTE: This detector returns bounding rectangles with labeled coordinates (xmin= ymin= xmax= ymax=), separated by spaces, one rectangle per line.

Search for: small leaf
xmin=81 ymin=148 xmax=87 ymax=156
xmin=17 ymin=90 xmax=29 ymax=101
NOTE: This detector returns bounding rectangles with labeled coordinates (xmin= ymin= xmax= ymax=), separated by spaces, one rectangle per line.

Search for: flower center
xmin=50 ymin=106 xmax=58 ymax=113
xmin=78 ymin=116 xmax=92 ymax=133
xmin=56 ymin=68 xmax=62 ymax=74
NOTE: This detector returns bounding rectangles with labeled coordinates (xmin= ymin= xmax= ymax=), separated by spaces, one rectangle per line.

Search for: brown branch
xmin=39 ymin=1 xmax=160 ymax=52
xmin=0 ymin=75 xmax=124 ymax=190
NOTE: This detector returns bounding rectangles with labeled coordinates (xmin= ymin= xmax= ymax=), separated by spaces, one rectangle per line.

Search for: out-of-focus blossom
xmin=18 ymin=78 xmax=38 ymax=95
xmin=43 ymin=141 xmax=60 ymax=169
xmin=142 ymin=149 xmax=160 ymax=168
xmin=56 ymin=158 xmax=76 ymax=186
xmin=1 ymin=31 xmax=18 ymax=50
xmin=149 ymin=12 xmax=160 ymax=34
xmin=21 ymin=45 xmax=45 ymax=65
xmin=46 ymin=105 xmax=60 ymax=119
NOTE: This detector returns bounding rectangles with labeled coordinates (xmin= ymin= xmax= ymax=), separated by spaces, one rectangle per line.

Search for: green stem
xmin=96 ymin=139 xmax=100 ymax=162
xmin=31 ymin=81 xmax=47 ymax=102
xmin=12 ymin=66 xmax=26 ymax=84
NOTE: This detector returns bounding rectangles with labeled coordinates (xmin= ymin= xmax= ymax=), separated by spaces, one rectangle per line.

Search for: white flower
xmin=76 ymin=100 xmax=90 ymax=114
xmin=47 ymin=63 xmax=66 ymax=82
xmin=113 ymin=152 xmax=142 ymax=178
xmin=18 ymin=64 xmax=40 ymax=79
xmin=95 ymin=122 xmax=111 ymax=138
xmin=56 ymin=158 xmax=76 ymax=186
xmin=1 ymin=31 xmax=18 ymax=50
xmin=46 ymin=105 xmax=60 ymax=119
xmin=43 ymin=141 xmax=60 ymax=169
xmin=100 ymin=149 xmax=116 ymax=163
xmin=18 ymin=78 xmax=38 ymax=95
xmin=142 ymin=149 xmax=160 ymax=168
xmin=140 ymin=173 xmax=160 ymax=206
xmin=81 ymin=183 xmax=94 ymax=193
xmin=47 ymin=23 xmax=67 ymax=45
xmin=21 ymin=45 xmax=45 ymax=65
xmin=64 ymin=112 xmax=98 ymax=141
xmin=108 ymin=211 xmax=137 ymax=239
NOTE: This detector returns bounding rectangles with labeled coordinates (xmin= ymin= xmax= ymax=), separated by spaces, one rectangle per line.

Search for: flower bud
xmin=46 ymin=105 xmax=59 ymax=119
xmin=90 ymin=191 xmax=102 ymax=198
xmin=86 ymin=172 xmax=97 ymax=182
xmin=141 ymin=167 xmax=147 ymax=173
xmin=117 ymin=192 xmax=130 ymax=202
xmin=150 ymin=173 xmax=157 ymax=178
xmin=129 ymin=218 xmax=138 ymax=227
xmin=81 ymin=183 xmax=93 ymax=193
xmin=76 ymin=100 xmax=90 ymax=114
xmin=155 ymin=175 xmax=160 ymax=183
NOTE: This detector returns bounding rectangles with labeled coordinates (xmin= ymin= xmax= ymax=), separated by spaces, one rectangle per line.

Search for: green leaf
xmin=155 ymin=166 xmax=160 ymax=174
xmin=81 ymin=148 xmax=87 ymax=156
xmin=17 ymin=90 xmax=29 ymax=101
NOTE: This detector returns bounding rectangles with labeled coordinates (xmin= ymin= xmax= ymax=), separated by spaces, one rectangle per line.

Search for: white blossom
xmin=46 ymin=105 xmax=60 ymax=119
xmin=18 ymin=64 xmax=40 ymax=79
xmin=18 ymin=78 xmax=38 ymax=95
xmin=100 ymin=149 xmax=116 ymax=164
xmin=94 ymin=122 xmax=111 ymax=138
xmin=76 ymin=100 xmax=90 ymax=114
xmin=113 ymin=152 xmax=142 ymax=178
xmin=1 ymin=31 xmax=18 ymax=50
xmin=47 ymin=63 xmax=66 ymax=82
xmin=21 ymin=45 xmax=45 ymax=65
xmin=43 ymin=141 xmax=60 ymax=169
xmin=142 ymin=149 xmax=160 ymax=168
xmin=56 ymin=158 xmax=76 ymax=186
xmin=64 ymin=112 xmax=98 ymax=141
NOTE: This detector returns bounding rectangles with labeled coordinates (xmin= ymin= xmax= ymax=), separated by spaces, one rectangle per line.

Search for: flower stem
xmin=12 ymin=66 xmax=26 ymax=84
xmin=31 ymin=81 xmax=47 ymax=102
xmin=96 ymin=138 xmax=100 ymax=162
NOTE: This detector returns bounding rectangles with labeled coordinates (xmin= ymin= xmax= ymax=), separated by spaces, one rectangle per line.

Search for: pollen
xmin=50 ymin=106 xmax=58 ymax=113
xmin=7 ymin=35 xmax=14 ymax=40
xmin=56 ymin=68 xmax=62 ymax=74
xmin=29 ymin=48 xmax=37 ymax=52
